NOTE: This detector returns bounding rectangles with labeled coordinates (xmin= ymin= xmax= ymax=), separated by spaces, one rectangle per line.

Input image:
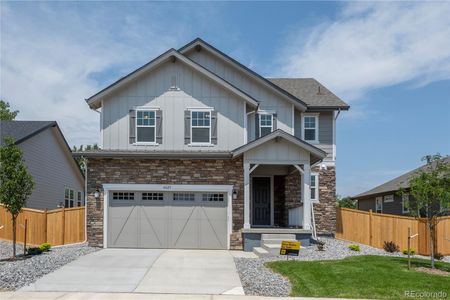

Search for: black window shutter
xmin=255 ymin=113 xmax=260 ymax=139
xmin=184 ymin=110 xmax=191 ymax=145
xmin=273 ymin=113 xmax=277 ymax=131
xmin=156 ymin=110 xmax=163 ymax=144
xmin=129 ymin=109 xmax=136 ymax=144
xmin=211 ymin=111 xmax=218 ymax=145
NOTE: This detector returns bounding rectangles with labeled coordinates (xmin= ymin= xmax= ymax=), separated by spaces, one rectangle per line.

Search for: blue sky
xmin=1 ymin=1 xmax=449 ymax=196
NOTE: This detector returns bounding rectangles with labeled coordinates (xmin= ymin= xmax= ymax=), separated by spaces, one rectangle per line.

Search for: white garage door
xmin=107 ymin=191 xmax=228 ymax=249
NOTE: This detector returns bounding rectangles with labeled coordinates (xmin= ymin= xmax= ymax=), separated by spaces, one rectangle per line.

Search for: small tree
xmin=400 ymin=154 xmax=450 ymax=269
xmin=336 ymin=195 xmax=356 ymax=209
xmin=0 ymin=100 xmax=19 ymax=120
xmin=0 ymin=137 xmax=34 ymax=259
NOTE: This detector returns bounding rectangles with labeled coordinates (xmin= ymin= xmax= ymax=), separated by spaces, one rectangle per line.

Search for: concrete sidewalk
xmin=1 ymin=291 xmax=354 ymax=300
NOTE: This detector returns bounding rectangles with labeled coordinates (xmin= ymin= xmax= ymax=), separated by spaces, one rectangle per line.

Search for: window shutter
xmin=129 ymin=109 xmax=136 ymax=144
xmin=156 ymin=110 xmax=163 ymax=144
xmin=255 ymin=113 xmax=260 ymax=139
xmin=184 ymin=110 xmax=191 ymax=145
xmin=273 ymin=113 xmax=277 ymax=131
xmin=211 ymin=111 xmax=218 ymax=145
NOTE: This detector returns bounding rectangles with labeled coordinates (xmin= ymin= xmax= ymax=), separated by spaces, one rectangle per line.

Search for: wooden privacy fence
xmin=0 ymin=205 xmax=85 ymax=246
xmin=336 ymin=207 xmax=450 ymax=255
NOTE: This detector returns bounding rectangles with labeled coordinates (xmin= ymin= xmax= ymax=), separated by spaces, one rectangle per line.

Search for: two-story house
xmin=77 ymin=38 xmax=349 ymax=251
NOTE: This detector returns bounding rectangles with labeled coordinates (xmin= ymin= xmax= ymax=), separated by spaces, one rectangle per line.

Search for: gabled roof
xmin=178 ymin=38 xmax=308 ymax=110
xmin=353 ymin=157 xmax=450 ymax=199
xmin=232 ymin=129 xmax=326 ymax=164
xmin=0 ymin=120 xmax=56 ymax=145
xmin=268 ymin=78 xmax=349 ymax=110
xmin=85 ymin=49 xmax=259 ymax=109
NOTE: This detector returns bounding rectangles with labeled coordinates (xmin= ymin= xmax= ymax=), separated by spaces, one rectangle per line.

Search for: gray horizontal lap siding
xmin=357 ymin=192 xmax=409 ymax=216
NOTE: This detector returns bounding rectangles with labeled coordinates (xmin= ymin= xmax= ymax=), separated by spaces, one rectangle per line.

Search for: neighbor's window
xmin=191 ymin=110 xmax=211 ymax=144
xmin=375 ymin=196 xmax=383 ymax=213
xmin=303 ymin=115 xmax=318 ymax=142
xmin=259 ymin=114 xmax=273 ymax=137
xmin=402 ymin=194 xmax=410 ymax=213
xmin=136 ymin=110 xmax=156 ymax=143
xmin=77 ymin=191 xmax=82 ymax=207
xmin=384 ymin=194 xmax=394 ymax=202
xmin=310 ymin=174 xmax=319 ymax=201
xmin=64 ymin=188 xmax=74 ymax=208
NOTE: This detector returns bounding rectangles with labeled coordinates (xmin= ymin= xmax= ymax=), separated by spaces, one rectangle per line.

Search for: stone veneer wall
xmin=283 ymin=165 xmax=336 ymax=234
xmin=86 ymin=157 xmax=244 ymax=249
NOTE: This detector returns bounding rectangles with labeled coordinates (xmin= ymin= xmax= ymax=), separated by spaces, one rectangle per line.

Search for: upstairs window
xmin=259 ymin=114 xmax=273 ymax=137
xmin=136 ymin=110 xmax=156 ymax=143
xmin=303 ymin=115 xmax=318 ymax=143
xmin=310 ymin=173 xmax=319 ymax=201
xmin=191 ymin=110 xmax=211 ymax=144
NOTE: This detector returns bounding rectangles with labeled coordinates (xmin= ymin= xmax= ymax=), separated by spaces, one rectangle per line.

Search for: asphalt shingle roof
xmin=353 ymin=157 xmax=450 ymax=199
xmin=0 ymin=120 xmax=56 ymax=145
xmin=268 ymin=78 xmax=349 ymax=109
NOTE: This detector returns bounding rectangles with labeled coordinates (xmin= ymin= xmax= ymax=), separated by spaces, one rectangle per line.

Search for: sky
xmin=1 ymin=1 xmax=449 ymax=196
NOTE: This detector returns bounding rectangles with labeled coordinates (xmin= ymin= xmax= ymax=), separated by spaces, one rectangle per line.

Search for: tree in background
xmin=400 ymin=154 xmax=450 ymax=269
xmin=0 ymin=137 xmax=34 ymax=259
xmin=72 ymin=144 xmax=100 ymax=175
xmin=336 ymin=195 xmax=356 ymax=209
xmin=0 ymin=100 xmax=19 ymax=120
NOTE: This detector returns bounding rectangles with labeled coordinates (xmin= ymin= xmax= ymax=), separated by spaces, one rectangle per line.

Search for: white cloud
xmin=0 ymin=2 xmax=190 ymax=146
xmin=278 ymin=2 xmax=450 ymax=101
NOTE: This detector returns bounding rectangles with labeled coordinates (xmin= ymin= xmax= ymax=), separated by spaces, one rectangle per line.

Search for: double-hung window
xmin=77 ymin=191 xmax=82 ymax=207
xmin=375 ymin=196 xmax=383 ymax=213
xmin=136 ymin=110 xmax=156 ymax=143
xmin=310 ymin=173 xmax=319 ymax=202
xmin=64 ymin=188 xmax=74 ymax=208
xmin=402 ymin=194 xmax=410 ymax=213
xmin=259 ymin=114 xmax=273 ymax=137
xmin=191 ymin=110 xmax=211 ymax=144
xmin=303 ymin=114 xmax=318 ymax=143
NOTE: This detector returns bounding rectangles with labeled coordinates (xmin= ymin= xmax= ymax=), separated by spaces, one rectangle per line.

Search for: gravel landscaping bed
xmin=0 ymin=240 xmax=98 ymax=291
xmin=234 ymin=237 xmax=450 ymax=297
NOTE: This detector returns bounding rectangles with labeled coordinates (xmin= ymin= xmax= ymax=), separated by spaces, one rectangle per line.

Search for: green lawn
xmin=267 ymin=256 xmax=450 ymax=299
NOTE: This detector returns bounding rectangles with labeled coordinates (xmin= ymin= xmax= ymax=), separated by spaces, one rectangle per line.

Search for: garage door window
xmin=113 ymin=192 xmax=135 ymax=200
xmin=173 ymin=193 xmax=195 ymax=201
xmin=202 ymin=193 xmax=224 ymax=202
xmin=142 ymin=192 xmax=163 ymax=201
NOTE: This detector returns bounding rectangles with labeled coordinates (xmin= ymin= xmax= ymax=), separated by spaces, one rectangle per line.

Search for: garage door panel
xmin=108 ymin=206 xmax=138 ymax=248
xmin=170 ymin=207 xmax=199 ymax=249
xmin=139 ymin=206 xmax=169 ymax=248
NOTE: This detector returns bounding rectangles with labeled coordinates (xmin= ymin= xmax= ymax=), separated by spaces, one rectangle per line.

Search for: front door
xmin=252 ymin=177 xmax=271 ymax=226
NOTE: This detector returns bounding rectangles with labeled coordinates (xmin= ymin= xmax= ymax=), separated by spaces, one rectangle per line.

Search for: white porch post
xmin=243 ymin=162 xmax=251 ymax=229
xmin=302 ymin=163 xmax=312 ymax=230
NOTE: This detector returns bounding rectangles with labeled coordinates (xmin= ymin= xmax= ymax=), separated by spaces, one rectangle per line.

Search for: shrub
xmin=316 ymin=240 xmax=325 ymax=251
xmin=403 ymin=248 xmax=416 ymax=255
xmin=434 ymin=252 xmax=444 ymax=260
xmin=27 ymin=247 xmax=43 ymax=256
xmin=383 ymin=241 xmax=400 ymax=253
xmin=39 ymin=243 xmax=51 ymax=252
xmin=348 ymin=244 xmax=360 ymax=251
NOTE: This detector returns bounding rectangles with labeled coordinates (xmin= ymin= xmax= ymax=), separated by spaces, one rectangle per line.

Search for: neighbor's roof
xmin=0 ymin=120 xmax=56 ymax=145
xmin=268 ymin=78 xmax=349 ymax=110
xmin=353 ymin=157 xmax=450 ymax=199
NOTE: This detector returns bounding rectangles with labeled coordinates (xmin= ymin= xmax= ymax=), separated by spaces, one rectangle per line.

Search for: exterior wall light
xmin=94 ymin=188 xmax=100 ymax=200
xmin=232 ymin=189 xmax=238 ymax=200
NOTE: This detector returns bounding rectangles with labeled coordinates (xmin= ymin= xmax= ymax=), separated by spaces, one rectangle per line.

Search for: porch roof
xmin=231 ymin=129 xmax=326 ymax=165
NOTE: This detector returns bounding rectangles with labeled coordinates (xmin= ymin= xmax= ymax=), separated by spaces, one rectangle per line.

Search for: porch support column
xmin=243 ymin=162 xmax=251 ymax=229
xmin=302 ymin=163 xmax=312 ymax=230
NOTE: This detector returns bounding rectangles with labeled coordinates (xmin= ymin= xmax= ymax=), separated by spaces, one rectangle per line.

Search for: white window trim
xmin=190 ymin=108 xmax=213 ymax=145
xmin=301 ymin=113 xmax=319 ymax=144
xmin=135 ymin=108 xmax=158 ymax=145
xmin=402 ymin=194 xmax=410 ymax=213
xmin=258 ymin=112 xmax=273 ymax=137
xmin=311 ymin=172 xmax=319 ymax=203
xmin=384 ymin=194 xmax=394 ymax=203
xmin=375 ymin=196 xmax=383 ymax=212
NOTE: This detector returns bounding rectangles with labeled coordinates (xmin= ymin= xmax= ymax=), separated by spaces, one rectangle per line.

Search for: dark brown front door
xmin=252 ymin=177 xmax=271 ymax=226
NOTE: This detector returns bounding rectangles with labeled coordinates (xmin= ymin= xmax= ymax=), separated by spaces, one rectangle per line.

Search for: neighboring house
xmin=76 ymin=38 xmax=349 ymax=251
xmin=353 ymin=157 xmax=449 ymax=216
xmin=0 ymin=121 xmax=84 ymax=209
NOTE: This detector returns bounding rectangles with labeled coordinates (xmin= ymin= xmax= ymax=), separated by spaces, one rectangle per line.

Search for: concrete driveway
xmin=21 ymin=249 xmax=244 ymax=295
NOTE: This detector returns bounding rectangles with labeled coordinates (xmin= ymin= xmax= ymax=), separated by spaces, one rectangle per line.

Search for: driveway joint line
xmin=132 ymin=249 xmax=167 ymax=292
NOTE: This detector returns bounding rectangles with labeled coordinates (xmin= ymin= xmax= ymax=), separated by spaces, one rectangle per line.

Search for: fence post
xmin=44 ymin=209 xmax=48 ymax=243
xmin=23 ymin=219 xmax=28 ymax=256
xmin=369 ymin=209 xmax=373 ymax=246
xmin=61 ymin=207 xmax=66 ymax=245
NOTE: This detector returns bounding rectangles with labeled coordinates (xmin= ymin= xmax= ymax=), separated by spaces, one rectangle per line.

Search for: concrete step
xmin=261 ymin=243 xmax=283 ymax=255
xmin=261 ymin=233 xmax=296 ymax=240
xmin=261 ymin=238 xmax=297 ymax=245
xmin=252 ymin=247 xmax=271 ymax=257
